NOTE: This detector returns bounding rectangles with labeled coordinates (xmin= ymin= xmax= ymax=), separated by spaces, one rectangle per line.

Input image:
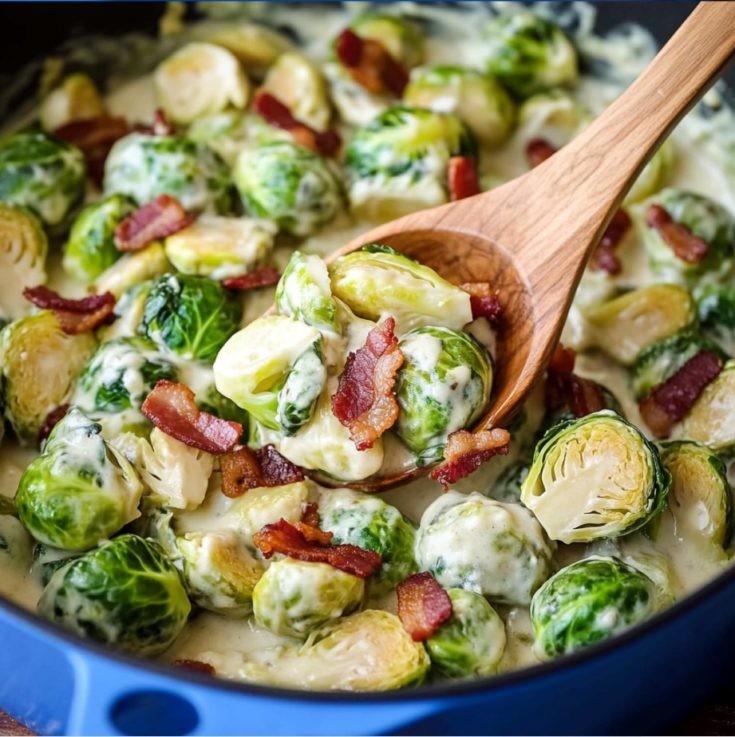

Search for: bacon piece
xmin=172 ymin=659 xmax=215 ymax=676
xmin=448 ymin=156 xmax=480 ymax=201
xmin=545 ymin=343 xmax=606 ymax=419
xmin=222 ymin=267 xmax=281 ymax=291
xmin=646 ymin=204 xmax=710 ymax=264
xmin=460 ymin=282 xmax=503 ymax=326
xmin=23 ymin=286 xmax=116 ymax=334
xmin=114 ymin=195 xmax=194 ymax=252
xmin=256 ymin=444 xmax=306 ymax=486
xmin=38 ymin=404 xmax=70 ymax=445
xmin=639 ymin=350 xmax=723 ymax=438
xmin=301 ymin=502 xmax=321 ymax=528
xmin=396 ymin=572 xmax=453 ymax=641
xmin=590 ymin=209 xmax=632 ymax=276
xmin=335 ymin=28 xmax=408 ymax=97
xmin=253 ymin=518 xmax=382 ymax=578
xmin=430 ymin=428 xmax=510 ymax=489
xmin=253 ymin=91 xmax=341 ymax=157
xmin=295 ymin=521 xmax=333 ymax=546
xmin=526 ymin=138 xmax=557 ymax=167
xmin=141 ymin=380 xmax=243 ymax=454
xmin=332 ymin=317 xmax=404 ymax=450
xmin=220 ymin=444 xmax=304 ymax=498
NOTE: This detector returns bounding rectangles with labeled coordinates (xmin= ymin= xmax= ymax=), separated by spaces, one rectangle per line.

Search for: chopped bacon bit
xmin=447 ymin=156 xmax=480 ymax=201
xmin=114 ymin=195 xmax=194 ymax=252
xmin=545 ymin=343 xmax=606 ymax=419
xmin=430 ymin=428 xmax=511 ymax=489
xmin=253 ymin=91 xmax=341 ymax=157
xmin=639 ymin=350 xmax=723 ymax=438
xmin=396 ymin=572 xmax=453 ymax=641
xmin=460 ymin=282 xmax=503 ymax=326
xmin=295 ymin=521 xmax=333 ymax=546
xmin=38 ymin=404 xmax=70 ymax=445
xmin=253 ymin=518 xmax=382 ymax=578
xmin=646 ymin=204 xmax=710 ymax=264
xmin=220 ymin=444 xmax=304 ymax=498
xmin=222 ymin=267 xmax=281 ymax=291
xmin=332 ymin=317 xmax=404 ymax=451
xmin=335 ymin=28 xmax=408 ymax=97
xmin=23 ymin=286 xmax=116 ymax=335
xmin=172 ymin=659 xmax=215 ymax=676
xmin=548 ymin=343 xmax=576 ymax=374
xmin=526 ymin=138 xmax=557 ymax=167
xmin=590 ymin=209 xmax=632 ymax=276
xmin=256 ymin=444 xmax=305 ymax=486
xmin=141 ymin=380 xmax=243 ymax=454
xmin=301 ymin=502 xmax=321 ymax=528
xmin=590 ymin=245 xmax=622 ymax=276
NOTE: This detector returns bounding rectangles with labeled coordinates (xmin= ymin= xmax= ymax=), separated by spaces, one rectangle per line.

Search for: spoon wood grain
xmin=310 ymin=2 xmax=735 ymax=491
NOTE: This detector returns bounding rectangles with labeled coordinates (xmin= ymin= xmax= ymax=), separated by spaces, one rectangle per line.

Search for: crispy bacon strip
xmin=301 ymin=502 xmax=321 ymax=528
xmin=23 ymin=286 xmax=116 ymax=334
xmin=590 ymin=208 xmax=632 ymax=276
xmin=172 ymin=659 xmax=216 ymax=676
xmin=545 ymin=343 xmax=606 ymax=419
xmin=38 ymin=404 xmax=70 ymax=445
xmin=253 ymin=91 xmax=341 ymax=157
xmin=253 ymin=518 xmax=382 ymax=578
xmin=639 ymin=350 xmax=723 ymax=438
xmin=220 ymin=444 xmax=304 ymax=498
xmin=222 ymin=267 xmax=281 ymax=291
xmin=526 ymin=138 xmax=557 ymax=167
xmin=332 ymin=317 xmax=404 ymax=450
xmin=460 ymin=282 xmax=503 ymax=325
xmin=430 ymin=428 xmax=510 ymax=489
xmin=114 ymin=195 xmax=194 ymax=252
xmin=396 ymin=572 xmax=453 ymax=641
xmin=646 ymin=204 xmax=710 ymax=264
xmin=142 ymin=380 xmax=243 ymax=454
xmin=335 ymin=28 xmax=408 ymax=97
xmin=448 ymin=156 xmax=480 ymax=201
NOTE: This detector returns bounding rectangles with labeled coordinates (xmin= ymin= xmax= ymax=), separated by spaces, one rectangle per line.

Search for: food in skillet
xmin=0 ymin=2 xmax=734 ymax=692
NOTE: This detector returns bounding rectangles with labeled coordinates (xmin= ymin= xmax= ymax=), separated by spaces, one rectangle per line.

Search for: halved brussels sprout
xmin=213 ymin=315 xmax=323 ymax=429
xmin=0 ymin=514 xmax=33 ymax=568
xmin=0 ymin=204 xmax=48 ymax=321
xmin=38 ymin=534 xmax=190 ymax=656
xmin=348 ymin=14 xmax=424 ymax=69
xmin=345 ymin=106 xmax=476 ymax=220
xmin=624 ymin=140 xmax=675 ymax=205
xmin=317 ymin=488 xmax=417 ymax=595
xmin=104 ymin=133 xmax=232 ymax=213
xmin=660 ymin=441 xmax=732 ymax=550
xmin=531 ymin=556 xmax=659 ymax=657
xmin=94 ymin=243 xmax=171 ymax=299
xmin=233 ymin=142 xmax=343 ymax=237
xmin=1 ymin=311 xmax=95 ymax=443
xmin=275 ymin=251 xmax=340 ymax=334
xmin=584 ymin=284 xmax=697 ymax=365
xmin=187 ymin=110 xmax=252 ymax=165
xmin=521 ymin=411 xmax=670 ymax=543
xmin=404 ymin=66 xmax=515 ymax=147
xmin=39 ymin=73 xmax=105 ymax=132
xmin=426 ymin=588 xmax=506 ymax=678
xmin=32 ymin=542 xmax=79 ymax=586
xmin=483 ymin=11 xmax=578 ymax=98
xmin=241 ymin=610 xmax=429 ymax=690
xmin=416 ymin=491 xmax=553 ymax=605
xmin=0 ymin=131 xmax=86 ymax=227
xmin=154 ymin=42 xmax=250 ymax=125
xmin=681 ymin=360 xmax=735 ymax=451
xmin=253 ymin=558 xmax=364 ymax=638
xmin=396 ymin=326 xmax=492 ymax=464
xmin=329 ymin=245 xmax=472 ymax=333
xmin=140 ymin=273 xmax=241 ymax=363
xmin=641 ymin=189 xmax=735 ymax=280
xmin=62 ymin=194 xmax=136 ymax=284
xmin=16 ymin=408 xmax=143 ymax=550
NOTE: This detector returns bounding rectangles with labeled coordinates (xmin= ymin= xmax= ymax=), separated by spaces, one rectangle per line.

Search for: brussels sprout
xmin=38 ymin=534 xmax=190 ymax=655
xmin=348 ymin=14 xmax=424 ymax=69
xmin=187 ymin=110 xmax=252 ymax=166
xmin=521 ymin=411 xmax=670 ymax=543
xmin=213 ymin=315 xmax=323 ymax=429
xmin=253 ymin=558 xmax=364 ymax=638
xmin=426 ymin=588 xmax=506 ymax=678
xmin=404 ymin=66 xmax=515 ymax=147
xmin=39 ymin=73 xmax=106 ymax=132
xmin=660 ymin=441 xmax=732 ymax=550
xmin=698 ymin=284 xmax=735 ymax=351
xmin=483 ymin=11 xmax=578 ymax=98
xmin=164 ymin=215 xmax=275 ymax=281
xmin=276 ymin=341 xmax=328 ymax=437
xmin=585 ymin=284 xmax=697 ymax=365
xmin=490 ymin=460 xmax=530 ymax=503
xmin=104 ymin=133 xmax=232 ymax=213
xmin=94 ymin=243 xmax=171 ymax=299
xmin=624 ymin=140 xmax=675 ymax=205
xmin=233 ymin=142 xmax=343 ymax=237
xmin=0 ymin=312 xmax=95 ymax=443
xmin=0 ymin=514 xmax=32 ymax=567
xmin=16 ymin=408 xmax=143 ymax=550
xmin=345 ymin=106 xmax=476 ymax=220
xmin=0 ymin=204 xmax=48 ymax=321
xmin=32 ymin=543 xmax=79 ymax=586
xmin=681 ymin=360 xmax=735 ymax=451
xmin=517 ymin=89 xmax=588 ymax=146
xmin=329 ymin=245 xmax=472 ymax=333
xmin=631 ymin=330 xmax=726 ymax=400
xmin=154 ymin=42 xmax=249 ymax=125
xmin=0 ymin=131 xmax=86 ymax=227
xmin=140 ymin=273 xmax=241 ymax=363
xmin=241 ymin=610 xmax=429 ymax=690
xmin=530 ymin=556 xmax=659 ymax=657
xmin=395 ymin=326 xmax=492 ymax=464
xmin=317 ymin=488 xmax=417 ymax=595
xmin=275 ymin=251 xmax=340 ymax=334
xmin=641 ymin=189 xmax=735 ymax=280
xmin=416 ymin=492 xmax=553 ymax=605
xmin=62 ymin=194 xmax=136 ymax=284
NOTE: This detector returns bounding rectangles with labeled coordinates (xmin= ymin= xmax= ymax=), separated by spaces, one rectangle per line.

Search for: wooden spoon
xmin=317 ymin=2 xmax=735 ymax=491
